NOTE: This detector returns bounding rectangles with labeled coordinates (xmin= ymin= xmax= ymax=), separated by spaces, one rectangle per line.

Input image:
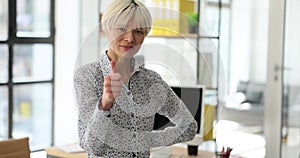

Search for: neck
xmin=118 ymin=62 xmax=133 ymax=84
xmin=106 ymin=50 xmax=133 ymax=82
xmin=107 ymin=49 xmax=118 ymax=62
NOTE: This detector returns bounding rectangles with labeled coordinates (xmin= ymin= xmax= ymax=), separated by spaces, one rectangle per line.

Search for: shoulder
xmin=138 ymin=67 xmax=162 ymax=79
xmin=137 ymin=67 xmax=168 ymax=85
xmin=74 ymin=61 xmax=103 ymax=80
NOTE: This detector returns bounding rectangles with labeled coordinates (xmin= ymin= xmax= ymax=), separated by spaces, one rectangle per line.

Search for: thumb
xmin=110 ymin=60 xmax=116 ymax=73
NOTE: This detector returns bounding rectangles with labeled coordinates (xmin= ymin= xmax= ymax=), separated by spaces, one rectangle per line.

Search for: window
xmin=0 ymin=0 xmax=54 ymax=151
xmin=0 ymin=0 xmax=8 ymax=40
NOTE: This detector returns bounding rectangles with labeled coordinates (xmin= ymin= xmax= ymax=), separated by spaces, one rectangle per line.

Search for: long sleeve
xmin=74 ymin=64 xmax=112 ymax=156
xmin=73 ymin=57 xmax=197 ymax=157
xmin=125 ymin=68 xmax=198 ymax=148
xmin=74 ymin=62 xmax=152 ymax=157
xmin=148 ymin=77 xmax=198 ymax=147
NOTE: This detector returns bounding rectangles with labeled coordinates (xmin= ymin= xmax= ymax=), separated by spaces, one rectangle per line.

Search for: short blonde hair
xmin=101 ymin=0 xmax=152 ymax=35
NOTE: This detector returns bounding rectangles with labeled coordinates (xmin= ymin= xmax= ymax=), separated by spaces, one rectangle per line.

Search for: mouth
xmin=120 ymin=45 xmax=134 ymax=51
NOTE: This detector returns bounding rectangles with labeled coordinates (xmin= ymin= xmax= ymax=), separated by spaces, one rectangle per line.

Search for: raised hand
xmin=101 ymin=61 xmax=122 ymax=111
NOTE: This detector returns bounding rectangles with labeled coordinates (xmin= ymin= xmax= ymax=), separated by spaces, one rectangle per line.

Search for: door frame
xmin=265 ymin=0 xmax=286 ymax=157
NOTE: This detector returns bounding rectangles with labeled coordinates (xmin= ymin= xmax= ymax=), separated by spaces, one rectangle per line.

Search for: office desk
xmin=45 ymin=147 xmax=87 ymax=158
xmin=45 ymin=145 xmax=215 ymax=158
xmin=170 ymin=146 xmax=215 ymax=158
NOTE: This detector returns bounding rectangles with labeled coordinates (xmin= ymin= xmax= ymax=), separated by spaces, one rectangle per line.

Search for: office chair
xmin=0 ymin=137 xmax=30 ymax=158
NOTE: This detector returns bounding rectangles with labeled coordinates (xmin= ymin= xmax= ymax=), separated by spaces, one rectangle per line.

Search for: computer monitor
xmin=153 ymin=86 xmax=205 ymax=134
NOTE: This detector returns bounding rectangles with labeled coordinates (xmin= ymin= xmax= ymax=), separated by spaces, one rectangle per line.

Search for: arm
xmin=144 ymin=72 xmax=197 ymax=147
xmin=74 ymin=65 xmax=112 ymax=156
xmin=151 ymin=84 xmax=198 ymax=147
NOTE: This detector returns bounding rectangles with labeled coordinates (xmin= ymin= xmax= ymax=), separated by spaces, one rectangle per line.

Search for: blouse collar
xmin=98 ymin=51 xmax=142 ymax=77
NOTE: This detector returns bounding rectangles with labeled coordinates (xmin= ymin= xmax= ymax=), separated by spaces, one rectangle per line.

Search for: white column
xmin=54 ymin=0 xmax=80 ymax=145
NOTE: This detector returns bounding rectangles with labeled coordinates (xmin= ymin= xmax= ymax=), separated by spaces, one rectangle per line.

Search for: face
xmin=108 ymin=18 xmax=146 ymax=61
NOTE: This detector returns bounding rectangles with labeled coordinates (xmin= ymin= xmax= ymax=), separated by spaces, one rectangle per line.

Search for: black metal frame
xmin=0 ymin=0 xmax=55 ymax=149
xmin=196 ymin=0 xmax=230 ymax=154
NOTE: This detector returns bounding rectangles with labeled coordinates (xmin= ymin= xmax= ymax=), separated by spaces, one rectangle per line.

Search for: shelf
xmin=99 ymin=32 xmax=219 ymax=39
xmin=205 ymin=87 xmax=218 ymax=90
xmin=148 ymin=33 xmax=198 ymax=38
xmin=148 ymin=34 xmax=220 ymax=39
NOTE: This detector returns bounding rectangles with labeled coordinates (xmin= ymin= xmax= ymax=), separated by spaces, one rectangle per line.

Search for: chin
xmin=122 ymin=50 xmax=138 ymax=57
xmin=120 ymin=53 xmax=134 ymax=60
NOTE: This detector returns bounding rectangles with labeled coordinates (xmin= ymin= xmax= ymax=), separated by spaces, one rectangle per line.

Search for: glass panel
xmin=143 ymin=37 xmax=198 ymax=87
xmin=0 ymin=86 xmax=8 ymax=139
xmin=217 ymin=0 xmax=268 ymax=157
xmin=0 ymin=45 xmax=8 ymax=83
xmin=219 ymin=7 xmax=230 ymax=93
xmin=200 ymin=1 xmax=220 ymax=37
xmin=13 ymin=44 xmax=53 ymax=82
xmin=0 ymin=0 xmax=8 ymax=40
xmin=144 ymin=0 xmax=197 ymax=36
xmin=206 ymin=0 xmax=219 ymax=2
xmin=198 ymin=38 xmax=219 ymax=88
xmin=282 ymin=0 xmax=300 ymax=157
xmin=12 ymin=83 xmax=52 ymax=150
xmin=206 ymin=0 xmax=231 ymax=4
xmin=17 ymin=0 xmax=51 ymax=37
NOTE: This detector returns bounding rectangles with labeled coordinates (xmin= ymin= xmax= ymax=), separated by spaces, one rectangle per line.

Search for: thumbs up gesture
xmin=101 ymin=61 xmax=122 ymax=111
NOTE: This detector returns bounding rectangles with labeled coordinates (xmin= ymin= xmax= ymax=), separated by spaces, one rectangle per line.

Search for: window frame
xmin=0 ymin=0 xmax=55 ymax=150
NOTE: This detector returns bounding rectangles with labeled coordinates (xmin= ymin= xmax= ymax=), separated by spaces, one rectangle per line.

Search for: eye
xmin=116 ymin=27 xmax=127 ymax=32
xmin=134 ymin=29 xmax=145 ymax=35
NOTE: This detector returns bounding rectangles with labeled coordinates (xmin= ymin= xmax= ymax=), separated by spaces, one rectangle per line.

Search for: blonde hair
xmin=101 ymin=0 xmax=152 ymax=35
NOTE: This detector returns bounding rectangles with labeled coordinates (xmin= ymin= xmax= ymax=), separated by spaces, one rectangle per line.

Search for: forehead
xmin=116 ymin=19 xmax=141 ymax=29
xmin=114 ymin=11 xmax=148 ymax=29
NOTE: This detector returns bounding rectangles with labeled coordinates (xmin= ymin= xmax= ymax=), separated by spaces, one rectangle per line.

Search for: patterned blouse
xmin=74 ymin=52 xmax=197 ymax=158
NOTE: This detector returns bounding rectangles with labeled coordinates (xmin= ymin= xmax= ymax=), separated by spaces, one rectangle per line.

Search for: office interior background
xmin=0 ymin=0 xmax=299 ymax=157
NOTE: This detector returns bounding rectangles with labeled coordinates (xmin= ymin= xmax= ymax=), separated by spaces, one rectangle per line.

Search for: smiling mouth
xmin=120 ymin=45 xmax=134 ymax=51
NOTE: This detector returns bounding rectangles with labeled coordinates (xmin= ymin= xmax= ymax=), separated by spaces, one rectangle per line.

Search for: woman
xmin=74 ymin=0 xmax=197 ymax=157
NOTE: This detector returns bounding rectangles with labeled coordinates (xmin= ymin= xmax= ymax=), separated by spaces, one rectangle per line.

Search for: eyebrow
xmin=116 ymin=25 xmax=143 ymax=30
xmin=116 ymin=24 xmax=127 ymax=27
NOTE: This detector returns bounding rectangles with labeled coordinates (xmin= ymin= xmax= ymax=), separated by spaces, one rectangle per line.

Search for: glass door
xmin=265 ymin=0 xmax=300 ymax=157
xmin=264 ymin=0 xmax=285 ymax=157
xmin=217 ymin=0 xmax=268 ymax=157
xmin=281 ymin=0 xmax=300 ymax=157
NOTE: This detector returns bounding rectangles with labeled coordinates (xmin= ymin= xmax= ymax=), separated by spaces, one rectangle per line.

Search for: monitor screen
xmin=153 ymin=86 xmax=205 ymax=133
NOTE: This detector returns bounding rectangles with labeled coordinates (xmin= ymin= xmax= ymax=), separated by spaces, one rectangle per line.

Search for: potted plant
xmin=187 ymin=12 xmax=199 ymax=34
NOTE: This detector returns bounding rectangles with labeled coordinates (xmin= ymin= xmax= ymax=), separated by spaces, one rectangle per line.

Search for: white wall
xmin=229 ymin=0 xmax=268 ymax=92
xmin=54 ymin=0 xmax=80 ymax=145
xmin=230 ymin=0 xmax=251 ymax=91
xmin=230 ymin=0 xmax=298 ymax=86
xmin=248 ymin=0 xmax=268 ymax=82
xmin=54 ymin=0 xmax=101 ymax=146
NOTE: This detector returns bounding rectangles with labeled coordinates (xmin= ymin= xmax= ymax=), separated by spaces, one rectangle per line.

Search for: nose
xmin=123 ymin=30 xmax=135 ymax=43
